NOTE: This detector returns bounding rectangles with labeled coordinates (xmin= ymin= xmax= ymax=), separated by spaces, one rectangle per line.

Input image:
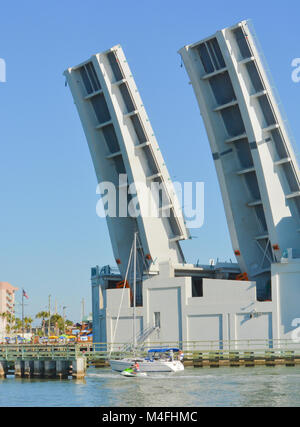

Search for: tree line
xmin=0 ymin=310 xmax=73 ymax=335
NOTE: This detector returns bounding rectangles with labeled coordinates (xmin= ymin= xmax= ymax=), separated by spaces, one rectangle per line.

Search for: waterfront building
xmin=0 ymin=282 xmax=18 ymax=337
xmin=90 ymin=259 xmax=300 ymax=347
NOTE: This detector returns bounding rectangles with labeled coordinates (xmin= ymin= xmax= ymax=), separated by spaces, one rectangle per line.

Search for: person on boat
xmin=129 ymin=362 xmax=140 ymax=373
xmin=179 ymin=350 xmax=184 ymax=362
xmin=134 ymin=362 xmax=140 ymax=372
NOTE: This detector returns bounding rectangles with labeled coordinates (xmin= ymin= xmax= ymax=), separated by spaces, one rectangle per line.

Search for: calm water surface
xmin=1 ymin=366 xmax=300 ymax=407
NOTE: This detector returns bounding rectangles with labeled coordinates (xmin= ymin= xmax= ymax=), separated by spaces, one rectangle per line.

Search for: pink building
xmin=0 ymin=282 xmax=18 ymax=336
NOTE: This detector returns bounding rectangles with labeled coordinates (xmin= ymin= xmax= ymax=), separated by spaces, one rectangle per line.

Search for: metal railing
xmin=0 ymin=344 xmax=81 ymax=361
xmin=120 ymin=325 xmax=159 ymax=352
xmin=105 ymin=338 xmax=300 ymax=352
xmin=1 ymin=339 xmax=300 ymax=362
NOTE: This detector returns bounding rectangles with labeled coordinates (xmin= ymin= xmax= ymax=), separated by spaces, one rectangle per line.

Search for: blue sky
xmin=0 ymin=0 xmax=299 ymax=322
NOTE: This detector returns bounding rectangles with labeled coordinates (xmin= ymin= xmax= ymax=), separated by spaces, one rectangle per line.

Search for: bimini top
xmin=148 ymin=348 xmax=180 ymax=353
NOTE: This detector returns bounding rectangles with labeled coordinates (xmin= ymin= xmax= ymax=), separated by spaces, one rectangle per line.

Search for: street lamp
xmin=48 ymin=295 xmax=51 ymax=338
xmin=63 ymin=306 xmax=67 ymax=334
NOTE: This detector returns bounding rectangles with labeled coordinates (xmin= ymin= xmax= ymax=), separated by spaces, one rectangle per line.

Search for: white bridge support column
xmin=0 ymin=360 xmax=8 ymax=378
xmin=24 ymin=360 xmax=34 ymax=378
xmin=14 ymin=360 xmax=25 ymax=378
xmin=272 ymin=257 xmax=300 ymax=340
xmin=33 ymin=360 xmax=45 ymax=377
xmin=71 ymin=357 xmax=86 ymax=379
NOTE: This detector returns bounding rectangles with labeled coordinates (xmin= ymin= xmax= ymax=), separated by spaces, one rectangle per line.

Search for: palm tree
xmin=13 ymin=317 xmax=22 ymax=334
xmin=35 ymin=311 xmax=50 ymax=335
xmin=24 ymin=316 xmax=33 ymax=333
xmin=49 ymin=314 xmax=62 ymax=335
xmin=65 ymin=320 xmax=73 ymax=328
xmin=1 ymin=311 xmax=15 ymax=335
xmin=0 ymin=312 xmax=7 ymax=335
xmin=35 ymin=311 xmax=50 ymax=321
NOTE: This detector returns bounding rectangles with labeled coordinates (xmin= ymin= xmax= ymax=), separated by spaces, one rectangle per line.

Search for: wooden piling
xmin=193 ymin=352 xmax=203 ymax=368
xmin=244 ymin=351 xmax=255 ymax=367
xmin=229 ymin=352 xmax=240 ymax=367
xmin=14 ymin=360 xmax=25 ymax=378
xmin=24 ymin=360 xmax=34 ymax=378
xmin=209 ymin=351 xmax=220 ymax=368
xmin=56 ymin=360 xmax=70 ymax=379
xmin=44 ymin=360 xmax=56 ymax=378
xmin=33 ymin=360 xmax=45 ymax=377
xmin=285 ymin=351 xmax=295 ymax=367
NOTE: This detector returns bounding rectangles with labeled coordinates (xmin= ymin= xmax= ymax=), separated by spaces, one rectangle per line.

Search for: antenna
xmin=81 ymin=298 xmax=85 ymax=323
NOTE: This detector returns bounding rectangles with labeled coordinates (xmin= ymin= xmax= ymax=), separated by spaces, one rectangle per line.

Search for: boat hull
xmin=110 ymin=358 xmax=184 ymax=373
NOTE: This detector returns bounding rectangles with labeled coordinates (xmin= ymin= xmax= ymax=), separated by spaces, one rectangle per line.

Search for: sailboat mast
xmin=133 ymin=232 xmax=137 ymax=356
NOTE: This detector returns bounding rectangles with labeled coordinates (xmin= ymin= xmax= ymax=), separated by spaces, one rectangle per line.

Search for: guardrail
xmin=103 ymin=339 xmax=300 ymax=352
xmin=0 ymin=344 xmax=80 ymax=361
xmin=2 ymin=340 xmax=300 ymax=365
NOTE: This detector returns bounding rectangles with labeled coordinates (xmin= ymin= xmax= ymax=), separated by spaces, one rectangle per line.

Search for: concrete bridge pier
xmin=14 ymin=360 xmax=25 ymax=378
xmin=44 ymin=360 xmax=56 ymax=378
xmin=33 ymin=360 xmax=45 ymax=377
xmin=24 ymin=360 xmax=34 ymax=378
xmin=72 ymin=357 xmax=86 ymax=379
xmin=0 ymin=360 xmax=8 ymax=378
xmin=56 ymin=360 xmax=70 ymax=379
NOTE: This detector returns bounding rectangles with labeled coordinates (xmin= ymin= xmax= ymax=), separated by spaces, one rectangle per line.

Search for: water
xmin=1 ymin=366 xmax=300 ymax=407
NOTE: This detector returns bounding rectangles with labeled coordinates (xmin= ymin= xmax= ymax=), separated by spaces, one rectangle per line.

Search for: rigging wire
xmin=109 ymin=241 xmax=134 ymax=358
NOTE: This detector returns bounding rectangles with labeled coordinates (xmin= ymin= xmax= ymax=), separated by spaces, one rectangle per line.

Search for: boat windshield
xmin=147 ymin=348 xmax=181 ymax=361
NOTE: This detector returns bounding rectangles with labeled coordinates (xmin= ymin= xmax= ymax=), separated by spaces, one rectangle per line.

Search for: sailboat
xmin=109 ymin=232 xmax=184 ymax=374
xmin=110 ymin=348 xmax=185 ymax=373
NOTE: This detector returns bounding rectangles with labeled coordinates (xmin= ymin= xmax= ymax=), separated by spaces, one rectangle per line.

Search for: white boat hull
xmin=110 ymin=358 xmax=184 ymax=373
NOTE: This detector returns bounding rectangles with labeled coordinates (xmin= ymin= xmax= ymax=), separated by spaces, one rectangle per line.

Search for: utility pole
xmin=81 ymin=298 xmax=85 ymax=323
xmin=21 ymin=289 xmax=24 ymax=339
xmin=63 ymin=306 xmax=66 ymax=334
xmin=48 ymin=295 xmax=51 ymax=337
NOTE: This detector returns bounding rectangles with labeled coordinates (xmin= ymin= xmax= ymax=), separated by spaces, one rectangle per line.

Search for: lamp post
xmin=63 ymin=306 xmax=66 ymax=334
xmin=48 ymin=295 xmax=51 ymax=337
xmin=81 ymin=298 xmax=85 ymax=324
xmin=22 ymin=289 xmax=24 ymax=339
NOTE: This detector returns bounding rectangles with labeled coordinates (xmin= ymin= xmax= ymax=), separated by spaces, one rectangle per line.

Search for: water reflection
xmin=1 ymin=366 xmax=300 ymax=407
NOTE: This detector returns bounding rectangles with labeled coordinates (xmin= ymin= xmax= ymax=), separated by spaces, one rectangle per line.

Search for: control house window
xmin=192 ymin=278 xmax=203 ymax=297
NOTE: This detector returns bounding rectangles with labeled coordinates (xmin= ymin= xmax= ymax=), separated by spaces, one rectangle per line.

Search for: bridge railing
xmin=0 ymin=344 xmax=80 ymax=361
xmin=1 ymin=339 xmax=300 ymax=361
xmin=102 ymin=338 xmax=300 ymax=353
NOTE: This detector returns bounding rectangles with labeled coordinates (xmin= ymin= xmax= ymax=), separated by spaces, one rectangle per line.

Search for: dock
xmin=1 ymin=339 xmax=300 ymax=378
xmin=0 ymin=344 xmax=87 ymax=379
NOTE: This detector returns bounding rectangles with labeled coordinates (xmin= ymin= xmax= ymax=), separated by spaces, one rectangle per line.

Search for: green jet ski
xmin=121 ymin=368 xmax=147 ymax=377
